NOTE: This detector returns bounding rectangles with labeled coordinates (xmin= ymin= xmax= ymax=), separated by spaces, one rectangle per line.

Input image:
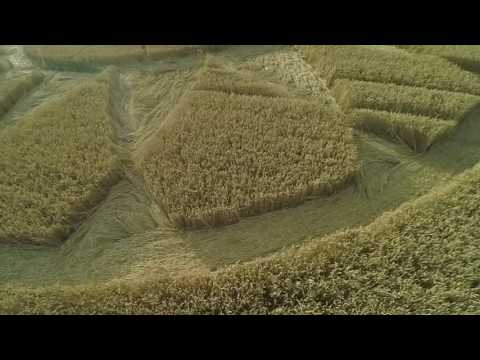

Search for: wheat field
xmin=332 ymin=79 xmax=480 ymax=122
xmin=0 ymin=72 xmax=120 ymax=244
xmin=140 ymin=88 xmax=357 ymax=229
xmin=301 ymin=45 xmax=480 ymax=151
xmin=300 ymin=45 xmax=480 ymax=95
xmin=1 ymin=45 xmax=480 ymax=315
xmin=398 ymin=45 xmax=480 ymax=72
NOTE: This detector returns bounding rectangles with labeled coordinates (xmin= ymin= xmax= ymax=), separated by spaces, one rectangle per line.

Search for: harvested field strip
xmin=350 ymin=109 xmax=456 ymax=152
xmin=192 ymin=60 xmax=291 ymax=97
xmin=300 ymin=45 xmax=480 ymax=95
xmin=397 ymin=45 xmax=480 ymax=73
xmin=332 ymin=79 xmax=480 ymax=122
xmin=2 ymin=161 xmax=479 ymax=315
xmin=140 ymin=89 xmax=357 ymax=229
xmin=0 ymin=73 xmax=121 ymax=245
xmin=23 ymin=45 xmax=198 ymax=71
xmin=0 ymin=71 xmax=45 ymax=118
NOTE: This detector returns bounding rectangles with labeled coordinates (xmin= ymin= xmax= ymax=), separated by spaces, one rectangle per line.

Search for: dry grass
xmin=397 ymin=45 xmax=480 ymax=73
xmin=0 ymin=73 xmax=121 ymax=245
xmin=332 ymin=79 xmax=480 ymax=122
xmin=2 ymin=163 xmax=479 ymax=314
xmin=0 ymin=71 xmax=45 ymax=118
xmin=23 ymin=45 xmax=197 ymax=71
xmin=140 ymin=88 xmax=357 ymax=229
xmin=300 ymin=45 xmax=480 ymax=95
xmin=350 ymin=109 xmax=456 ymax=152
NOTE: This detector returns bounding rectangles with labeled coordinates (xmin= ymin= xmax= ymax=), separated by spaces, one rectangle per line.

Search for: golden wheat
xmin=300 ymin=45 xmax=480 ymax=95
xmin=397 ymin=45 xmax=480 ymax=73
xmin=332 ymin=79 xmax=480 ymax=122
xmin=350 ymin=109 xmax=456 ymax=152
xmin=0 ymin=74 xmax=120 ymax=244
xmin=140 ymin=89 xmax=357 ymax=229
xmin=3 ymin=163 xmax=480 ymax=314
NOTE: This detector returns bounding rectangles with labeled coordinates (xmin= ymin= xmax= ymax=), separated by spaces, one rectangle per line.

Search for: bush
xmin=300 ymin=45 xmax=480 ymax=95
xmin=0 ymin=72 xmax=121 ymax=245
xmin=140 ymin=88 xmax=357 ymax=229
xmin=0 ymin=71 xmax=45 ymax=118
xmin=332 ymin=79 xmax=480 ymax=122
xmin=350 ymin=109 xmax=456 ymax=152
